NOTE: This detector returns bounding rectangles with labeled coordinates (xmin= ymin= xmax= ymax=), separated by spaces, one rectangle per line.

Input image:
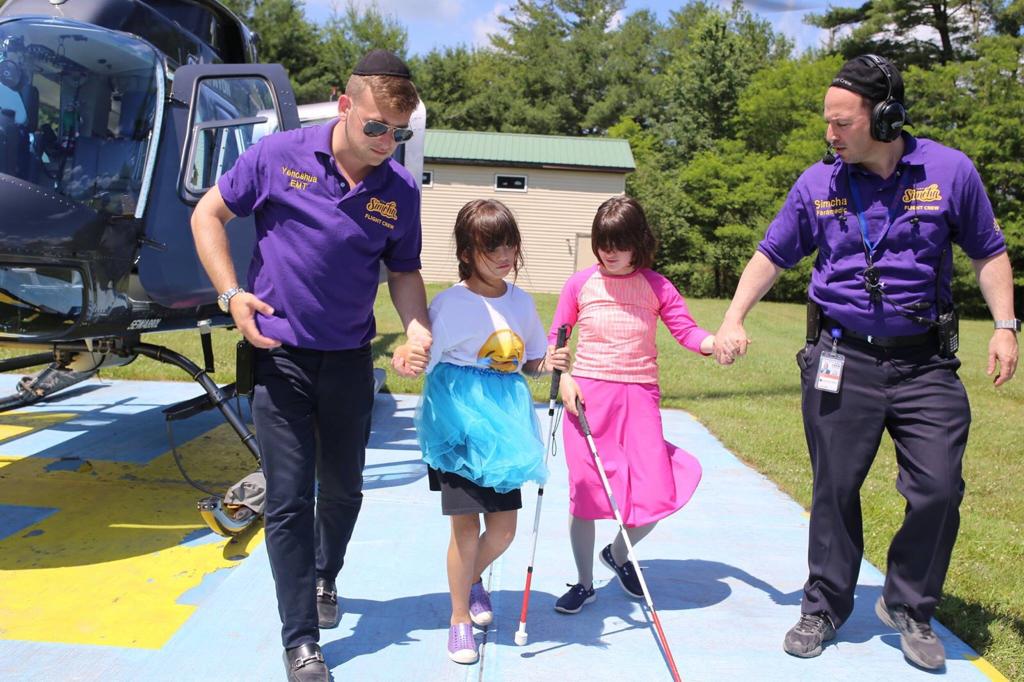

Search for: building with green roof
xmin=420 ymin=130 xmax=635 ymax=293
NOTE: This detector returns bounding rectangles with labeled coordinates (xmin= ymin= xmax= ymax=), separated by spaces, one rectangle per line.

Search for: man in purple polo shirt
xmin=191 ymin=50 xmax=431 ymax=681
xmin=714 ymin=55 xmax=1018 ymax=670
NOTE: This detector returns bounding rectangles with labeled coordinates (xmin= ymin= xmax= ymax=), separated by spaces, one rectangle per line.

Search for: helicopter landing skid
xmin=133 ymin=342 xmax=264 ymax=538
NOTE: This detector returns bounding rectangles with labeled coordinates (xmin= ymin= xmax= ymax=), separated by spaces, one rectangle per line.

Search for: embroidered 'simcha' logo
xmin=814 ymin=197 xmax=847 ymax=216
xmin=903 ymin=183 xmax=942 ymax=203
xmin=366 ymin=198 xmax=399 ymax=220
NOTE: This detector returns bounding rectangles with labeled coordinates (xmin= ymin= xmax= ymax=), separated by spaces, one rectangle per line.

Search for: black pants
xmin=797 ymin=332 xmax=970 ymax=628
xmin=253 ymin=344 xmax=374 ymax=648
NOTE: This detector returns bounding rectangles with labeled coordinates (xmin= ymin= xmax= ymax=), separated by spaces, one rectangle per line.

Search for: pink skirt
xmin=562 ymin=376 xmax=702 ymax=527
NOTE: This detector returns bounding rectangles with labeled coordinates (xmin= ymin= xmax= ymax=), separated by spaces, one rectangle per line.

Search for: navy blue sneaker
xmin=600 ymin=544 xmax=644 ymax=599
xmin=554 ymin=583 xmax=596 ymax=614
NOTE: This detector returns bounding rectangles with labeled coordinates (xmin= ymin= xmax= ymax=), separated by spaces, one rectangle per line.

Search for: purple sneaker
xmin=447 ymin=622 xmax=478 ymax=664
xmin=469 ymin=580 xmax=493 ymax=627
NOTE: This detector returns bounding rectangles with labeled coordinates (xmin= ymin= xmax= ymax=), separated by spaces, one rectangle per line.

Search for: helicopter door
xmin=136 ymin=64 xmax=298 ymax=309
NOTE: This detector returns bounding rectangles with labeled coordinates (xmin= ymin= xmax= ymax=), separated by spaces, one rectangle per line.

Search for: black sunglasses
xmin=352 ymin=108 xmax=414 ymax=143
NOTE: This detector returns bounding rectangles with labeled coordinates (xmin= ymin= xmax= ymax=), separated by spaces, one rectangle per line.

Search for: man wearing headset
xmin=714 ymin=55 xmax=1017 ymax=670
xmin=192 ymin=50 xmax=431 ymax=681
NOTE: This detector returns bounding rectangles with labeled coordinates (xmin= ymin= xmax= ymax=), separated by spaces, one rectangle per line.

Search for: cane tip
xmin=514 ymin=631 xmax=528 ymax=646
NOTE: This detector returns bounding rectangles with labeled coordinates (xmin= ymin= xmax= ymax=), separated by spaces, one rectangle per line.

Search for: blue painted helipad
xmin=0 ymin=376 xmax=1006 ymax=681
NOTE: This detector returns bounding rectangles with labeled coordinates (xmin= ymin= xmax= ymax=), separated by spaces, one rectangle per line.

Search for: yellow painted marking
xmin=0 ymin=421 xmax=262 ymax=649
xmin=964 ymin=654 xmax=1009 ymax=681
xmin=0 ymin=425 xmax=33 ymax=441
xmin=0 ymin=412 xmax=78 ymax=447
xmin=110 ymin=524 xmax=207 ymax=530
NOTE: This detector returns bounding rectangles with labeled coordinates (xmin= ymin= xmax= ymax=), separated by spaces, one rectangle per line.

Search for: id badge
xmin=815 ymin=351 xmax=845 ymax=393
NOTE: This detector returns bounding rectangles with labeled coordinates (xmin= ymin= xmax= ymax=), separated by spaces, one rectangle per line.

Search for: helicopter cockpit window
xmin=183 ymin=76 xmax=279 ymax=197
xmin=0 ymin=19 xmax=161 ymax=216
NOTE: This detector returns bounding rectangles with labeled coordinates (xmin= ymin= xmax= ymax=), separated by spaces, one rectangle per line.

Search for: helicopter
xmin=0 ymin=0 xmax=426 ymax=536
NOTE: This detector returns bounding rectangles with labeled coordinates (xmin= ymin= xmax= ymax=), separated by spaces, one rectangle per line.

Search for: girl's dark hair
xmin=454 ymin=199 xmax=524 ymax=281
xmin=591 ymin=195 xmax=657 ymax=270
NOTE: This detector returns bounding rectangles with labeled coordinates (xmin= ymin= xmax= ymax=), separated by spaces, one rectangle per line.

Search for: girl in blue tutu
xmin=410 ymin=199 xmax=568 ymax=664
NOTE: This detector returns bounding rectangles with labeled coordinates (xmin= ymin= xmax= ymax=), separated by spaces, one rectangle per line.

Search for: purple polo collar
xmin=848 ymin=133 xmax=924 ymax=177
xmin=312 ymin=119 xmax=391 ymax=192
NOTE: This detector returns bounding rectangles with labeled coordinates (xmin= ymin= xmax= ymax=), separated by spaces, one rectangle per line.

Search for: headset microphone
xmin=822 ymin=144 xmax=836 ymax=165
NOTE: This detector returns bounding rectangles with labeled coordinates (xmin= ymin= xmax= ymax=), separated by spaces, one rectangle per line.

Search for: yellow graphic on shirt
xmin=478 ymin=329 xmax=524 ymax=373
xmin=902 ymin=183 xmax=942 ymax=203
xmin=366 ymin=197 xmax=398 ymax=220
xmin=902 ymin=183 xmax=944 ymax=213
xmin=365 ymin=197 xmax=398 ymax=229
xmin=281 ymin=166 xmax=318 ymax=191
xmin=814 ymin=196 xmax=848 ymax=216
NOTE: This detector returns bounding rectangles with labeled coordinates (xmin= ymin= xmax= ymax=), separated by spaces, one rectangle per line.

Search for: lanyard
xmin=846 ymin=165 xmax=910 ymax=262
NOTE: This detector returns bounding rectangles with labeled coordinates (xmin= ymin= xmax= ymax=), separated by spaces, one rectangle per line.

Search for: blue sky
xmin=301 ymin=1 xmax=857 ymax=56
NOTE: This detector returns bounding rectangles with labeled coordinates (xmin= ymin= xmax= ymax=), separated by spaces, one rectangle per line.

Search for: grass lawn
xmin=3 ymin=284 xmax=1021 ymax=677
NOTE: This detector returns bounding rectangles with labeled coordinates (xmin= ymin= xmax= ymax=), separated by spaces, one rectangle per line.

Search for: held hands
xmin=230 ymin=292 xmax=281 ymax=349
xmin=392 ymin=329 xmax=432 ymax=378
xmin=988 ymin=329 xmax=1019 ymax=387
xmin=713 ymin=319 xmax=752 ymax=365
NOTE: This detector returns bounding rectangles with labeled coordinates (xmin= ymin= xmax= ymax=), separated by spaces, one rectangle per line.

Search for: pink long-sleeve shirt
xmin=548 ymin=265 xmax=711 ymax=385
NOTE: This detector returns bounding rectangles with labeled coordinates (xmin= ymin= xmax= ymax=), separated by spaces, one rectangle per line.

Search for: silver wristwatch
xmin=217 ymin=286 xmax=245 ymax=313
xmin=993 ymin=319 xmax=1021 ymax=333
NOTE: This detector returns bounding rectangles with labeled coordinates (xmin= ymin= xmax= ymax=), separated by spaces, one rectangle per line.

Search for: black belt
xmin=821 ymin=317 xmax=936 ymax=349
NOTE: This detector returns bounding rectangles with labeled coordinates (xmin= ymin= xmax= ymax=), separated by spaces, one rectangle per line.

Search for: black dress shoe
xmin=283 ymin=642 xmax=329 ymax=682
xmin=316 ymin=577 xmax=339 ymax=629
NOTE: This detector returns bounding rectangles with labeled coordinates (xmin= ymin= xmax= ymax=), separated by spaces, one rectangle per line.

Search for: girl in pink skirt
xmin=549 ymin=195 xmax=717 ymax=614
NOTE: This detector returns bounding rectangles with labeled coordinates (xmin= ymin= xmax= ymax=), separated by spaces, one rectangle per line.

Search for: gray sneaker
xmin=783 ymin=613 xmax=836 ymax=658
xmin=875 ymin=597 xmax=946 ymax=670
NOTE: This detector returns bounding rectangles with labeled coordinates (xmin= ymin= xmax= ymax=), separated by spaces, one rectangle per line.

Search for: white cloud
xmin=770 ymin=10 xmax=827 ymax=52
xmin=609 ymin=9 xmax=626 ymax=31
xmin=472 ymin=2 xmax=509 ymax=48
xmin=305 ymin=0 xmax=463 ymax=23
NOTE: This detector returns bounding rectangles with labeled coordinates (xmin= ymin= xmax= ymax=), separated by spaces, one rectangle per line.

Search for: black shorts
xmin=428 ymin=467 xmax=522 ymax=515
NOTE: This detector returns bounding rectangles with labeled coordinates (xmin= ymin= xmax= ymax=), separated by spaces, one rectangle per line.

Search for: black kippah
xmin=831 ymin=55 xmax=904 ymax=104
xmin=352 ymin=49 xmax=411 ymax=79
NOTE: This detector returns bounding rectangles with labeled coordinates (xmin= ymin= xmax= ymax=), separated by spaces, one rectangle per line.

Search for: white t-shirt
xmin=427 ymin=281 xmax=547 ymax=375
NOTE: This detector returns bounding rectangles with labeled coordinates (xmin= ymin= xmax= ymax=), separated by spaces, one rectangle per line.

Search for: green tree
xmin=583 ymin=9 xmax=664 ymax=131
xmin=907 ymin=35 xmax=1024 ymax=313
xmin=807 ymin=0 xmax=1001 ymax=67
xmin=483 ymin=0 xmax=661 ymax=135
xmin=411 ymin=47 xmax=518 ymax=131
xmin=487 ymin=0 xmax=574 ymax=134
xmin=654 ymin=0 xmax=792 ymax=162
xmin=220 ymin=0 xmax=324 ymax=103
xmin=317 ymin=1 xmax=409 ymax=101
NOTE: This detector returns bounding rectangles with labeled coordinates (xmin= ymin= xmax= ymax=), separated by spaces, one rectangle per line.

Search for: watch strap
xmin=218 ymin=286 xmax=245 ymax=311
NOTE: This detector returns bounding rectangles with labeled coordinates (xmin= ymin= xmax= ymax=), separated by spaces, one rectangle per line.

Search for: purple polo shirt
xmin=759 ymin=134 xmax=1005 ymax=337
xmin=218 ymin=121 xmax=421 ymax=350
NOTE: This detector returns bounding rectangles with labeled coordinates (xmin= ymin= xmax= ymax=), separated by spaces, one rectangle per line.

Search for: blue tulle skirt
xmin=416 ymin=363 xmax=547 ymax=493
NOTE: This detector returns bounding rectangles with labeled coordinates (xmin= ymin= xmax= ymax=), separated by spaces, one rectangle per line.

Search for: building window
xmin=495 ymin=174 xmax=527 ymax=192
xmin=422 ymin=171 xmax=433 ymax=187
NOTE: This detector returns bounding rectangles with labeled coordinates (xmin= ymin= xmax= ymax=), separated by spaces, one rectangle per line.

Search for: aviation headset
xmin=860 ymin=54 xmax=907 ymax=143
xmin=0 ymin=60 xmax=23 ymax=90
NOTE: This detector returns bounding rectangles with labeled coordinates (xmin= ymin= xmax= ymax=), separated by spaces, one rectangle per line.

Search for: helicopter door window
xmin=180 ymin=76 xmax=279 ymax=202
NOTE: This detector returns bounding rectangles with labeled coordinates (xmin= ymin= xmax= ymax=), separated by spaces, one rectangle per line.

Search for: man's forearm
xmin=972 ymin=251 xmax=1016 ymax=320
xmin=724 ymin=251 xmax=784 ymax=324
xmin=387 ymin=270 xmax=430 ymax=339
xmin=191 ymin=187 xmax=239 ymax=293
